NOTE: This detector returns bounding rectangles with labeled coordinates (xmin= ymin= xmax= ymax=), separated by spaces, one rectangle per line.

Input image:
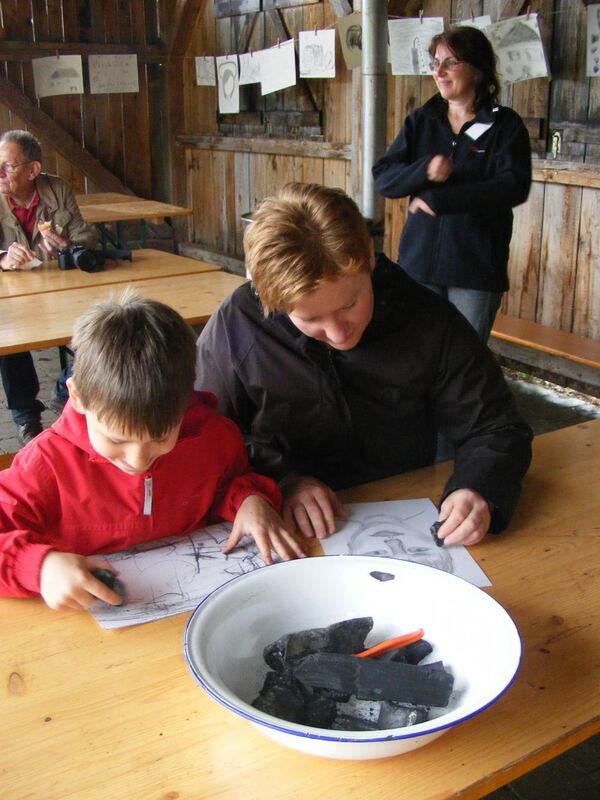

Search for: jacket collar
xmin=423 ymin=92 xmax=499 ymax=125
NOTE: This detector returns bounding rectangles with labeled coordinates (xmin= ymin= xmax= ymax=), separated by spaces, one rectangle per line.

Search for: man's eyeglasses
xmin=429 ymin=58 xmax=464 ymax=72
xmin=0 ymin=161 xmax=33 ymax=175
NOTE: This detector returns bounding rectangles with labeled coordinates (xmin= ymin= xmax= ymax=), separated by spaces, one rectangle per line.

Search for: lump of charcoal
xmin=292 ymin=653 xmax=454 ymax=708
xmin=335 ymin=696 xmax=382 ymax=725
xmin=380 ymin=639 xmax=433 ymax=664
xmin=301 ymin=694 xmax=338 ymax=729
xmin=251 ymin=670 xmax=306 ymax=723
xmin=378 ymin=702 xmax=428 ymax=729
xmin=264 ymin=616 xmax=373 ymax=670
xmin=331 ymin=714 xmax=381 ymax=732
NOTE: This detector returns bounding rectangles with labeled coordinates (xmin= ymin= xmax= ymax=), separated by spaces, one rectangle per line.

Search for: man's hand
xmin=223 ymin=495 xmax=305 ymax=565
xmin=408 ymin=197 xmax=436 ymax=216
xmin=435 ymin=489 xmax=491 ymax=547
xmin=38 ymin=228 xmax=68 ymax=258
xmin=0 ymin=242 xmax=36 ymax=270
xmin=39 ymin=551 xmax=123 ymax=611
xmin=427 ymin=154 xmax=453 ymax=182
xmin=280 ymin=474 xmax=347 ymax=540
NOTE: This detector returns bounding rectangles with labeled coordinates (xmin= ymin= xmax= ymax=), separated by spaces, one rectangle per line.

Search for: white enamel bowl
xmin=184 ymin=555 xmax=520 ymax=760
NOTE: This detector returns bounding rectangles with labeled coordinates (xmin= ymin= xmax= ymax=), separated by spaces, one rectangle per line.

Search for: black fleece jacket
xmin=373 ymin=95 xmax=531 ymax=292
xmin=196 ymin=255 xmax=533 ymax=533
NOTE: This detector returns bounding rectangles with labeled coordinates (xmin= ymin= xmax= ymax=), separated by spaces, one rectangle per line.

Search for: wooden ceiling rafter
xmin=167 ymin=0 xmax=207 ymax=59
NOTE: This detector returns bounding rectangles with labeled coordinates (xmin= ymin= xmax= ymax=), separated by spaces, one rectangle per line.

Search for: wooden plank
xmin=503 ymin=182 xmax=544 ymax=321
xmin=0 ymin=76 xmax=132 ymax=193
xmin=177 ymin=134 xmax=351 ymax=159
xmin=167 ymin=0 xmax=205 ymax=58
xmin=213 ymin=0 xmax=261 ymax=19
xmin=573 ymin=187 xmax=600 ymax=340
xmin=0 ymin=42 xmax=166 ymax=61
xmin=532 ymin=161 xmax=600 ymax=188
xmin=537 ymin=183 xmax=581 ymax=331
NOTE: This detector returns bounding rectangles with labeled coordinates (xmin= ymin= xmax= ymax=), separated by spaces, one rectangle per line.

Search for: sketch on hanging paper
xmin=261 ymin=39 xmax=296 ymax=95
xmin=388 ymin=17 xmax=444 ymax=76
xmin=239 ymin=51 xmax=262 ymax=85
xmin=32 ymin=55 xmax=84 ymax=98
xmin=195 ymin=56 xmax=216 ymax=86
xmin=338 ymin=12 xmax=362 ymax=70
xmin=587 ymin=4 xmax=600 ymax=77
xmin=299 ymin=29 xmax=335 ymax=78
xmin=216 ymin=55 xmax=240 ymax=113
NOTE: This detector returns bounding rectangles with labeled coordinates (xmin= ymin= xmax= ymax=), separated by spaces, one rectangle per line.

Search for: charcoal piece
xmin=430 ymin=520 xmax=445 ymax=547
xmin=335 ymin=696 xmax=382 ymax=724
xmin=378 ymin=702 xmax=428 ymax=729
xmin=423 ymin=660 xmax=444 ymax=670
xmin=331 ymin=714 xmax=381 ymax=732
xmin=301 ymin=694 xmax=337 ymax=728
xmin=264 ymin=616 xmax=373 ymax=670
xmin=292 ymin=653 xmax=454 ymax=708
xmin=91 ymin=568 xmax=125 ymax=599
xmin=379 ymin=639 xmax=433 ymax=664
xmin=251 ymin=670 xmax=306 ymax=723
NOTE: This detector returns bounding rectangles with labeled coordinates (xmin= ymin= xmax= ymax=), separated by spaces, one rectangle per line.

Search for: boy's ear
xmin=66 ymin=377 xmax=85 ymax=414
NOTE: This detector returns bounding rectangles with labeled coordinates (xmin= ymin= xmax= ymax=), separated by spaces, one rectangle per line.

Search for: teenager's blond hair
xmin=70 ymin=289 xmax=196 ymax=437
xmin=244 ymin=183 xmax=373 ymax=314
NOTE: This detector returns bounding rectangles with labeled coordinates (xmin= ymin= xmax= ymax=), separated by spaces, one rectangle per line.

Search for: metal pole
xmin=361 ymin=0 xmax=388 ymax=241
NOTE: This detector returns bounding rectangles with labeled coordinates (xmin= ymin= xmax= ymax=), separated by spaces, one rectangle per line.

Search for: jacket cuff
xmin=14 ymin=543 xmax=54 ymax=594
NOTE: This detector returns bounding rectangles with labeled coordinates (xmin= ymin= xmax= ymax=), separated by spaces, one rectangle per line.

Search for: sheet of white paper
xmin=195 ymin=56 xmax=216 ymax=86
xmin=216 ymin=55 xmax=240 ymax=113
xmin=320 ymin=499 xmax=491 ymax=588
xmin=18 ymin=257 xmax=42 ymax=270
xmin=88 ymin=54 xmax=139 ymax=94
xmin=455 ymin=15 xmax=492 ymax=30
xmin=239 ymin=52 xmax=262 ymax=85
xmin=388 ymin=18 xmax=444 ymax=76
xmin=261 ymin=39 xmax=296 ymax=95
xmin=486 ymin=13 xmax=550 ymax=84
xmin=89 ymin=523 xmax=266 ymax=629
xmin=587 ymin=4 xmax=600 ymax=77
xmin=337 ymin=12 xmax=362 ymax=70
xmin=299 ymin=29 xmax=335 ymax=78
xmin=32 ymin=55 xmax=84 ymax=98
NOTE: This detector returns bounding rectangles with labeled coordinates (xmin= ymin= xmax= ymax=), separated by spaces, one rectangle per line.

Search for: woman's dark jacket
xmin=195 ymin=255 xmax=533 ymax=533
xmin=372 ymin=95 xmax=532 ymax=292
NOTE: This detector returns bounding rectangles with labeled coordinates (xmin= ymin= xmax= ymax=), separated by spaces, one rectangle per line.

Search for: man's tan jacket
xmin=0 ymin=173 xmax=98 ymax=257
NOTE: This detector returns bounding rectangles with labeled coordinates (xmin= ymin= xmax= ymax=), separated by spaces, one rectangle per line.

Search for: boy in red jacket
xmin=0 ymin=290 xmax=303 ymax=609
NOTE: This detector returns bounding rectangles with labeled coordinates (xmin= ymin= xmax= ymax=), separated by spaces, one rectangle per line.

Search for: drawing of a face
xmin=218 ymin=60 xmax=238 ymax=99
xmin=347 ymin=515 xmax=453 ymax=573
xmin=346 ymin=25 xmax=362 ymax=51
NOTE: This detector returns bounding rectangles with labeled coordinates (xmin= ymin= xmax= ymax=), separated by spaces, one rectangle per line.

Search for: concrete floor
xmin=1 ymin=348 xmax=599 ymax=797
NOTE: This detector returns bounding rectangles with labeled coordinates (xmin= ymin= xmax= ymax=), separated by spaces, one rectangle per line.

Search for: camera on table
xmin=57 ymin=245 xmax=105 ymax=273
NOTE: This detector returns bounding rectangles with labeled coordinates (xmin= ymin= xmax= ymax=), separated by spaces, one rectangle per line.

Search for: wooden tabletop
xmin=1 ymin=421 xmax=598 ymax=800
xmin=75 ymin=192 xmax=192 ymax=224
xmin=0 ymin=269 xmax=245 ymax=355
xmin=0 ymin=248 xmax=220 ymax=299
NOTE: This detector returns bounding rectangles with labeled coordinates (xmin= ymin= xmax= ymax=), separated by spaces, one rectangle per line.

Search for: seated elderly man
xmin=196 ymin=182 xmax=532 ymax=548
xmin=0 ymin=129 xmax=98 ymax=445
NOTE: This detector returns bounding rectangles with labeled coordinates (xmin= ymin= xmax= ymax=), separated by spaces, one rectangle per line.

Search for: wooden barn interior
xmin=1 ymin=2 xmax=599 ymax=799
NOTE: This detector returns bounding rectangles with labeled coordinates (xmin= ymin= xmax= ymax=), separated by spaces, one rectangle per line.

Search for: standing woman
xmin=373 ymin=26 xmax=532 ymax=341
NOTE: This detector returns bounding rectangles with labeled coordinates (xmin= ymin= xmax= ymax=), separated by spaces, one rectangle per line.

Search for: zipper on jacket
xmin=143 ymin=475 xmax=153 ymax=516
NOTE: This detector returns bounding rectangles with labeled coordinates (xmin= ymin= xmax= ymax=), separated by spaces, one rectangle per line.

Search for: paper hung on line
xmin=299 ymin=29 xmax=335 ymax=79
xmin=216 ymin=55 xmax=240 ymax=113
xmin=486 ymin=13 xmax=550 ymax=83
xmin=239 ymin=51 xmax=262 ymax=85
xmin=320 ymin=499 xmax=491 ymax=589
xmin=587 ymin=4 xmax=600 ymax=77
xmin=337 ymin=11 xmax=362 ymax=70
xmin=32 ymin=55 xmax=84 ymax=98
xmin=455 ymin=15 xmax=492 ymax=30
xmin=388 ymin=17 xmax=444 ymax=76
xmin=89 ymin=523 xmax=267 ymax=629
xmin=261 ymin=39 xmax=296 ymax=95
xmin=195 ymin=56 xmax=216 ymax=86
xmin=88 ymin=54 xmax=139 ymax=95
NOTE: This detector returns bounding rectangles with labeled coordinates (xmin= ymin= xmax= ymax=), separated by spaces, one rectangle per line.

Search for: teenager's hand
xmin=0 ymin=242 xmax=36 ymax=270
xmin=39 ymin=551 xmax=123 ymax=610
xmin=280 ymin=474 xmax=347 ymax=540
xmin=435 ymin=489 xmax=491 ymax=546
xmin=224 ymin=495 xmax=305 ymax=565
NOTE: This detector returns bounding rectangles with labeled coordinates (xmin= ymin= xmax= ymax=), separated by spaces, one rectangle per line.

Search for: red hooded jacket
xmin=0 ymin=392 xmax=280 ymax=598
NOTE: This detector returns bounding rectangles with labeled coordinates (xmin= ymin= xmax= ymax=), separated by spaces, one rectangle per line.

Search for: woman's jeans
xmin=421 ymin=284 xmax=502 ymax=342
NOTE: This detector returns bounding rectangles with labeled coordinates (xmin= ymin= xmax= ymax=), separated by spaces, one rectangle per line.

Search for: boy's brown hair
xmin=244 ymin=182 xmax=373 ymax=315
xmin=70 ymin=289 xmax=196 ymax=437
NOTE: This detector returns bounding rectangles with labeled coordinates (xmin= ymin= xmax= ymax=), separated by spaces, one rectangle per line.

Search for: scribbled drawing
xmin=218 ymin=59 xmax=238 ymax=99
xmin=302 ymin=44 xmax=330 ymax=74
xmin=50 ymin=67 xmax=78 ymax=81
xmin=195 ymin=57 xmax=215 ymax=86
xmin=346 ymin=25 xmax=362 ymax=51
xmin=239 ymin=52 xmax=261 ymax=85
xmin=344 ymin=512 xmax=454 ymax=574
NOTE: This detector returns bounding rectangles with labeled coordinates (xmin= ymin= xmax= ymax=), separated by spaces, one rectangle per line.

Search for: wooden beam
xmin=499 ymin=0 xmax=529 ymax=20
xmin=167 ymin=0 xmax=206 ymax=59
xmin=0 ymin=76 xmax=133 ymax=194
xmin=267 ymin=9 xmax=320 ymax=113
xmin=0 ymin=41 xmax=166 ymax=63
xmin=176 ymin=133 xmax=352 ymax=160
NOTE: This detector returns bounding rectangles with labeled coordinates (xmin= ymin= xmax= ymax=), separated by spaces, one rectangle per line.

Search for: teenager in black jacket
xmin=373 ymin=26 xmax=531 ymax=340
xmin=196 ymin=183 xmax=532 ymax=548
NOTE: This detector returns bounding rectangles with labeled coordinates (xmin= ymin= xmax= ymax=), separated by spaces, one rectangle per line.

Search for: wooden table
xmin=1 ymin=421 xmax=598 ymax=800
xmin=0 ymin=248 xmax=219 ymax=300
xmin=0 ymin=269 xmax=245 ymax=355
xmin=76 ymin=192 xmax=192 ymax=248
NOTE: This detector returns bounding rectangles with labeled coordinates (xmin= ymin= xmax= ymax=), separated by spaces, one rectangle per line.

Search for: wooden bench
xmin=492 ymin=314 xmax=600 ymax=383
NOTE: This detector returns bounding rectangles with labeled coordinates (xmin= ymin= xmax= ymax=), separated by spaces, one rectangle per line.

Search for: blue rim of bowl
xmin=183 ymin=557 xmax=522 ymax=744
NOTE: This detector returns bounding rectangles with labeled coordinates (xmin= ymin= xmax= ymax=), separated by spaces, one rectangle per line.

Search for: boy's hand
xmin=223 ymin=495 xmax=305 ymax=565
xmin=280 ymin=474 xmax=347 ymax=540
xmin=39 ymin=551 xmax=123 ymax=611
xmin=435 ymin=489 xmax=491 ymax=547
